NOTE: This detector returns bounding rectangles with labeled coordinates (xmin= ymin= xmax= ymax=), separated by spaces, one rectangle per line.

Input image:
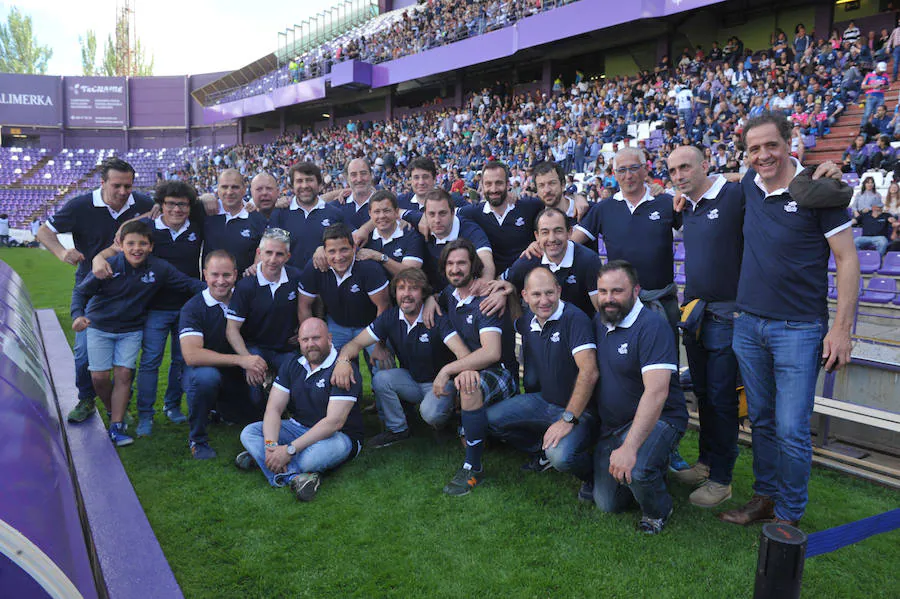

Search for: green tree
xmin=79 ymin=29 xmax=97 ymax=76
xmin=0 ymin=8 xmax=53 ymax=74
xmin=99 ymin=14 xmax=153 ymax=76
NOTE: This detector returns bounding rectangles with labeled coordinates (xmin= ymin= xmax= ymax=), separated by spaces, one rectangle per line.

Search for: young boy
xmin=71 ymin=220 xmax=205 ymax=446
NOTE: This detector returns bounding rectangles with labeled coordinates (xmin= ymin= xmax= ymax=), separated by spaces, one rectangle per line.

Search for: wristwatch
xmin=380 ymin=253 xmax=389 ymax=263
xmin=285 ymin=444 xmax=297 ymax=456
xmin=562 ymin=411 xmax=579 ymax=425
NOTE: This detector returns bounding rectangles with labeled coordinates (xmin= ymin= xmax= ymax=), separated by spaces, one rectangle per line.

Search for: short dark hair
xmin=422 ymin=188 xmax=454 ymax=211
xmin=741 ymin=111 xmax=791 ymax=146
xmin=597 ymin=259 xmax=640 ymax=288
xmin=532 ymin=160 xmax=565 ymax=184
xmin=408 ymin=156 xmax=437 ymax=178
xmin=369 ymin=189 xmax=398 ymax=210
xmin=203 ymin=249 xmax=237 ymax=269
xmin=154 ymin=180 xmax=198 ymax=206
xmin=390 ymin=267 xmax=431 ymax=300
xmin=289 ymin=161 xmax=323 ymax=186
xmin=119 ymin=219 xmax=153 ymax=243
xmin=482 ymin=160 xmax=509 ymax=182
xmin=100 ymin=157 xmax=135 ymax=181
xmin=438 ymin=238 xmax=484 ymax=281
xmin=534 ymin=207 xmax=570 ymax=232
xmin=322 ymin=223 xmax=354 ymax=247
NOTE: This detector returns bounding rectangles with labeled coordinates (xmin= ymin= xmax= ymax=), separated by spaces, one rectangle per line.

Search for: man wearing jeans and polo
xmin=719 ymin=112 xmax=858 ymax=527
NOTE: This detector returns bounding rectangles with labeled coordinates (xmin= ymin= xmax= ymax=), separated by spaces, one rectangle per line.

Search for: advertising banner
xmin=0 ymin=73 xmax=60 ymax=126
xmin=65 ymin=77 xmax=127 ymax=128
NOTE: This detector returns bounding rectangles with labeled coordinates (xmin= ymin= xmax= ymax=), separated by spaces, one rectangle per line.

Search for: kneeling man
xmin=236 ymin=318 xmax=363 ymax=501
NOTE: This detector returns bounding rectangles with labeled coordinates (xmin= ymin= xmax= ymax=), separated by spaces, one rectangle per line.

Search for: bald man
xmin=236 ymin=317 xmax=364 ymax=502
xmin=250 ymin=172 xmax=279 ymax=221
xmin=203 ymin=169 xmax=268 ymax=273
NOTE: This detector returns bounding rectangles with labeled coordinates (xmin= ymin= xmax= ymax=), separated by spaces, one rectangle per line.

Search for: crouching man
xmin=236 ymin=318 xmax=363 ymax=502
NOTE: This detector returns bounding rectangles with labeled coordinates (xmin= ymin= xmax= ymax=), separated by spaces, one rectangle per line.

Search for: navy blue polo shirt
xmin=273 ymin=347 xmax=364 ymax=444
xmin=47 ymin=189 xmax=154 ymax=283
xmin=575 ymin=187 xmax=680 ymax=291
xmin=397 ymin=191 xmax=468 ymax=213
xmin=593 ymin=300 xmax=687 ymax=436
xmin=71 ymin=253 xmax=205 ymax=334
xmin=226 ymin=266 xmax=302 ymax=351
xmin=365 ymin=223 xmax=426 ymax=267
xmin=142 ymin=216 xmax=203 ymax=311
xmin=516 ymin=301 xmax=596 ymax=408
xmin=502 ymin=241 xmax=601 ymax=315
xmin=739 ymin=166 xmax=852 ymax=321
xmin=298 ymin=258 xmax=389 ymax=328
xmin=203 ymin=209 xmax=268 ymax=274
xmin=269 ymin=198 xmax=345 ymax=268
xmin=178 ymin=289 xmax=232 ymax=355
xmin=681 ymin=176 xmax=745 ymax=303
xmin=329 ymin=193 xmax=373 ymax=231
xmin=367 ymin=308 xmax=454 ymax=383
xmin=438 ymin=286 xmax=518 ymax=374
xmin=458 ymin=196 xmax=544 ymax=274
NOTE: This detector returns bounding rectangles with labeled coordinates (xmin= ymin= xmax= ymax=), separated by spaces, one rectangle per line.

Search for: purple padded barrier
xmin=331 ymin=60 xmax=373 ymax=89
xmin=878 ymin=252 xmax=900 ymax=276
xmin=828 ymin=252 xmax=837 ymax=273
xmin=859 ymin=277 xmax=897 ymax=304
xmin=203 ymin=78 xmax=326 ymax=123
xmin=0 ymin=274 xmax=98 ymax=598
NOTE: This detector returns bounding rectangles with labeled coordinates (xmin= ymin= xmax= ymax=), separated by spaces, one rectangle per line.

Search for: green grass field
xmin=3 ymin=246 xmax=898 ymax=598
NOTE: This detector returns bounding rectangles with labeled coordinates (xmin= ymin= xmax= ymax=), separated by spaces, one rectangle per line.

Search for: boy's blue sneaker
xmin=668 ymin=447 xmax=690 ymax=473
xmin=190 ymin=442 xmax=217 ymax=460
xmin=109 ymin=422 xmax=134 ymax=447
xmin=136 ymin=416 xmax=153 ymax=437
xmin=165 ymin=408 xmax=188 ymax=424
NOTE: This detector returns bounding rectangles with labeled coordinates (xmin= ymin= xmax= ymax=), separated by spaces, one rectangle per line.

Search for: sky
xmin=1 ymin=0 xmax=342 ymax=76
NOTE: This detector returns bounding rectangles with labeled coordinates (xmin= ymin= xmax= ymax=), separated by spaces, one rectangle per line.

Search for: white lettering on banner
xmin=72 ymin=84 xmax=124 ymax=95
xmin=0 ymin=93 xmax=54 ymax=106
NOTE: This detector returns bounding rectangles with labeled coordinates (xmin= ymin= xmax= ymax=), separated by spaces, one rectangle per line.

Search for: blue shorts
xmin=87 ymin=328 xmax=143 ymax=371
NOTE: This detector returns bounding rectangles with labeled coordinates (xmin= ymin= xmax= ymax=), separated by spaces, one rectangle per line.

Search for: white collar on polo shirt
xmin=225 ymin=207 xmax=250 ymax=223
xmin=753 ymin=157 xmax=804 ymax=199
xmin=613 ymin=186 xmax=654 ymax=214
xmin=256 ymin=267 xmax=288 ymax=295
xmin=373 ymin=222 xmax=405 ymax=242
xmin=331 ymin=257 xmax=356 ymax=286
xmin=154 ymin=215 xmax=191 ymax=239
xmin=202 ymin=288 xmax=230 ymax=312
xmin=93 ymin=188 xmax=135 ymax=219
xmin=541 ymin=240 xmax=575 ymax=272
xmin=299 ymin=346 xmax=338 ymax=378
xmin=451 ymin=287 xmax=475 ymax=308
xmin=398 ymin=306 xmax=425 ymax=334
xmin=605 ymin=297 xmax=644 ymax=332
xmin=483 ymin=199 xmax=516 ymax=224
xmin=686 ymin=175 xmax=727 ymax=210
xmin=290 ymin=197 xmax=326 ymax=214
xmin=433 ymin=216 xmax=461 ymax=244
xmin=529 ymin=300 xmax=566 ymax=332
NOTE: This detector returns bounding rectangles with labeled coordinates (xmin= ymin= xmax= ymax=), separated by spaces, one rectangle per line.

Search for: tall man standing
xmin=203 ymin=169 xmax=268 ymax=274
xmin=719 ymin=113 xmax=858 ymax=527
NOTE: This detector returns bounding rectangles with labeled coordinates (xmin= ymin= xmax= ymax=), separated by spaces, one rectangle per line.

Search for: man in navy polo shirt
xmin=531 ymin=161 xmax=584 ymax=226
xmin=357 ymin=190 xmax=426 ymax=278
xmin=179 ymin=250 xmax=268 ymax=459
xmin=434 ymin=239 xmax=519 ymax=496
xmin=203 ymin=169 xmax=268 ymax=275
xmin=397 ymin=157 xmax=467 ymax=213
xmin=249 ymin=172 xmax=279 ymax=222
xmin=487 ymin=268 xmax=598 ymax=495
xmin=331 ymin=267 xmax=471 ymax=447
xmin=225 ymin=228 xmax=303 ymax=406
xmin=591 ymin=260 xmax=687 ymax=535
xmin=269 ymin=162 xmax=344 ymax=268
xmin=236 ymin=318 xmax=364 ymax=502
xmin=666 ymin=145 xmax=744 ymax=508
xmin=330 ymin=157 xmax=377 ymax=233
xmin=719 ymin=113 xmax=858 ymax=527
xmin=37 ymin=157 xmax=154 ymax=424
xmin=297 ymin=223 xmax=392 ymax=367
xmin=457 ymin=161 xmax=545 ymax=275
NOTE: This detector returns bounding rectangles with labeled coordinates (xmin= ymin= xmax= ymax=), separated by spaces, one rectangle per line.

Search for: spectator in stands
xmin=203 ymin=170 xmax=268 ymax=275
xmin=790 ymin=124 xmax=806 ymax=164
xmin=851 ymin=176 xmax=883 ymax=216
xmin=38 ymin=158 xmax=154 ymax=425
xmin=860 ymin=62 xmax=890 ymax=126
xmin=179 ymin=250 xmax=268 ymax=459
xmin=843 ymin=21 xmax=861 ymax=47
xmin=863 ymin=104 xmax=892 ymax=141
xmin=235 ymin=317 xmax=363 ymax=502
xmin=854 ymin=203 xmax=892 ymax=255
xmin=842 ymin=135 xmax=869 ymax=174
xmin=870 ymin=135 xmax=898 ymax=172
xmin=0 ymin=213 xmax=9 ymax=246
xmin=884 ymin=182 xmax=900 ymax=215
xmin=822 ymin=90 xmax=844 ymax=127
xmin=793 ymin=24 xmax=813 ymax=61
xmin=888 ymin=17 xmax=900 ymax=82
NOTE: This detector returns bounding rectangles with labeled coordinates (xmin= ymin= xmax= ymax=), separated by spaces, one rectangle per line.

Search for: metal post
xmin=753 ymin=523 xmax=807 ymax=599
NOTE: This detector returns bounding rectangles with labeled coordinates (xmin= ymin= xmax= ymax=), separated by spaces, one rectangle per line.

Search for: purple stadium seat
xmin=674 ymin=262 xmax=686 ymax=285
xmin=828 ymin=253 xmax=836 ymax=272
xmin=878 ymin=252 xmax=900 ymax=276
xmin=673 ymin=242 xmax=685 ymax=261
xmin=852 ymin=227 xmax=863 ymax=238
xmin=859 ymin=277 xmax=897 ymax=303
xmin=858 ymin=250 xmax=882 ymax=274
xmin=596 ymin=238 xmax=606 ymax=256
xmin=827 ymin=274 xmax=837 ymax=300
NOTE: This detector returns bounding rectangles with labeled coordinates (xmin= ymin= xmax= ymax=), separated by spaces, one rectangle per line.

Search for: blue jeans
xmin=74 ymin=329 xmax=94 ymax=400
xmin=893 ymin=47 xmax=900 ymax=81
xmin=855 ymin=235 xmax=889 ymax=256
xmin=678 ymin=107 xmax=693 ymax=128
xmin=240 ymin=419 xmax=359 ymax=487
xmin=137 ymin=309 xmax=184 ymax=417
xmin=370 ymin=368 xmax=456 ymax=431
xmin=184 ymin=365 xmax=257 ymax=444
xmin=683 ymin=313 xmax=740 ymax=484
xmin=327 ymin=316 xmax=380 ymax=377
xmin=247 ymin=346 xmax=294 ymax=406
xmin=593 ymin=419 xmax=680 ymax=519
xmin=732 ymin=311 xmax=826 ymax=522
xmin=862 ymin=93 xmax=884 ymax=125
xmin=487 ymin=393 xmax=596 ymax=482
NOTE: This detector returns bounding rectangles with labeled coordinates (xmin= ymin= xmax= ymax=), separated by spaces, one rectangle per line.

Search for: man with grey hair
xmin=203 ymin=169 xmax=268 ymax=274
xmin=331 ymin=157 xmax=379 ymax=231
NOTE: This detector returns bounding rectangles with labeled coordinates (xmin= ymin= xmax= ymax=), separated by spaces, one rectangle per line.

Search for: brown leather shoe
xmin=717 ymin=495 xmax=775 ymax=526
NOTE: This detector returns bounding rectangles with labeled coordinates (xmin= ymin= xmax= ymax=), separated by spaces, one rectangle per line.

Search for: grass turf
xmin=3 ymin=246 xmax=898 ymax=598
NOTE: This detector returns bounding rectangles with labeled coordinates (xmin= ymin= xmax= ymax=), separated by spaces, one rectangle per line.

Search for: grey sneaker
xmin=234 ymin=450 xmax=259 ymax=471
xmin=67 ymin=398 xmax=96 ymax=423
xmin=671 ymin=462 xmax=710 ymax=486
xmin=136 ymin=416 xmax=153 ymax=437
xmin=638 ymin=507 xmax=673 ymax=535
xmin=165 ymin=407 xmax=188 ymax=424
xmin=290 ymin=472 xmax=321 ymax=501
xmin=443 ymin=466 xmax=483 ymax=496
xmin=689 ymin=481 xmax=733 ymax=508
xmin=369 ymin=428 xmax=410 ymax=448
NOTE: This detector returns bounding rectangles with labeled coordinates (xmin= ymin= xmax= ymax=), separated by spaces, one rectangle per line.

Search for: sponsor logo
xmin=72 ymin=83 xmax=124 ymax=95
xmin=784 ymin=201 xmax=798 ymax=213
xmin=316 ymin=378 xmax=326 ymax=388
xmin=141 ymin=271 xmax=156 ymax=284
xmin=240 ymin=228 xmax=251 ymax=238
xmin=617 ymin=342 xmax=629 ymax=355
xmin=350 ymin=284 xmax=360 ymax=293
xmin=649 ymin=211 xmax=661 ymax=221
xmin=707 ymin=208 xmax=719 ymax=220
xmin=419 ymin=333 xmax=429 ymax=343
xmin=550 ymin=331 xmax=560 ymax=343
xmin=0 ymin=93 xmax=54 ymax=106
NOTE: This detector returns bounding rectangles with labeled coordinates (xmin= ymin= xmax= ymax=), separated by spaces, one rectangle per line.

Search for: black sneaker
xmin=521 ymin=452 xmax=552 ymax=472
xmin=578 ymin=480 xmax=594 ymax=503
xmin=234 ymin=450 xmax=259 ymax=471
xmin=290 ymin=473 xmax=321 ymax=501
xmin=638 ymin=507 xmax=673 ymax=535
xmin=369 ymin=428 xmax=411 ymax=448
xmin=443 ymin=466 xmax=483 ymax=496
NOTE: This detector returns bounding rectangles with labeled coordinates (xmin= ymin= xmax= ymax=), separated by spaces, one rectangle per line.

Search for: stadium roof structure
xmin=191 ymin=53 xmax=279 ymax=107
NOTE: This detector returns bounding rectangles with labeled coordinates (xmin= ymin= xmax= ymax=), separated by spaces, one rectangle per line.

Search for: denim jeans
xmin=73 ymin=329 xmax=94 ymax=400
xmin=893 ymin=47 xmax=900 ymax=81
xmin=86 ymin=328 xmax=143 ymax=370
xmin=855 ymin=235 xmax=889 ymax=256
xmin=370 ymin=368 xmax=456 ymax=431
xmin=137 ymin=309 xmax=184 ymax=417
xmin=327 ymin=316 xmax=380 ymax=377
xmin=732 ymin=311 xmax=826 ymax=522
xmin=487 ymin=393 xmax=596 ymax=482
xmin=593 ymin=419 xmax=680 ymax=519
xmin=861 ymin=93 xmax=885 ymax=125
xmin=247 ymin=346 xmax=294 ymax=406
xmin=683 ymin=313 xmax=740 ymax=484
xmin=184 ymin=365 xmax=257 ymax=444
xmin=240 ymin=419 xmax=359 ymax=487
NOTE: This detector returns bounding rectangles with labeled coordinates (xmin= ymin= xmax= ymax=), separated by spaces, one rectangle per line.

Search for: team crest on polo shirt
xmin=649 ymin=211 xmax=661 ymax=221
xmin=393 ymin=248 xmax=404 ymax=257
xmin=188 ymin=232 xmax=198 ymax=241
xmin=617 ymin=342 xmax=629 ymax=355
xmin=287 ymin=291 xmax=297 ymax=300
xmin=316 ymin=378 xmax=326 ymax=388
xmin=321 ymin=219 xmax=331 ymax=226
xmin=350 ymin=284 xmax=360 ymax=293
xmin=419 ymin=333 xmax=429 ymax=343
xmin=466 ymin=314 xmax=474 ymax=324
xmin=240 ymin=228 xmax=251 ymax=238
xmin=141 ymin=271 xmax=156 ymax=284
xmin=566 ymin=274 xmax=577 ymax=285
xmin=550 ymin=331 xmax=560 ymax=343
xmin=515 ymin=217 xmax=525 ymax=227
xmin=784 ymin=201 xmax=798 ymax=213
xmin=707 ymin=208 xmax=719 ymax=220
